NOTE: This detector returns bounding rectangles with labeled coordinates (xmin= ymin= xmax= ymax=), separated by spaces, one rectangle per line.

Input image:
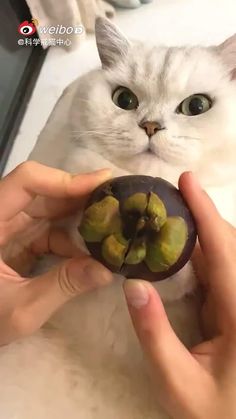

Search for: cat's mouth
xmin=146 ymin=145 xmax=156 ymax=155
xmin=136 ymin=143 xmax=155 ymax=157
xmin=139 ymin=147 xmax=160 ymax=160
xmin=142 ymin=145 xmax=166 ymax=162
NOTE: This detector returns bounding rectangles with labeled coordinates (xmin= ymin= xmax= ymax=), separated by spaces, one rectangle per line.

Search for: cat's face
xmin=71 ymin=18 xmax=236 ymax=185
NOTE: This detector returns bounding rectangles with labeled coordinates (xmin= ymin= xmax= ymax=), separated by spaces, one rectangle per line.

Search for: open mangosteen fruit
xmin=79 ymin=175 xmax=197 ymax=282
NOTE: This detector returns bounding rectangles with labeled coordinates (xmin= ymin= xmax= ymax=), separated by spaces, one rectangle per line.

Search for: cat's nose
xmin=139 ymin=121 xmax=164 ymax=137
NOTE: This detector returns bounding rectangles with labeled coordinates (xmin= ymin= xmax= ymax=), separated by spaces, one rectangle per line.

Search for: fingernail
xmin=123 ymin=280 xmax=149 ymax=309
xmin=93 ymin=169 xmax=112 ymax=179
xmin=187 ymin=171 xmax=202 ymax=191
xmin=84 ymin=261 xmax=113 ymax=287
xmin=71 ymin=169 xmax=112 ymax=181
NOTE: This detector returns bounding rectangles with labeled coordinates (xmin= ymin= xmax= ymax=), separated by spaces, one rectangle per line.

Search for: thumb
xmin=123 ymin=280 xmax=208 ymax=416
xmin=23 ymin=256 xmax=112 ymax=330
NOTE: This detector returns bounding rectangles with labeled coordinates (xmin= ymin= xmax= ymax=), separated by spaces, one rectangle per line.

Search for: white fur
xmin=1 ymin=19 xmax=236 ymax=419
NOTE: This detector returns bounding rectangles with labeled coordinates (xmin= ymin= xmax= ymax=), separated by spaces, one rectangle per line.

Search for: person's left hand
xmin=0 ymin=161 xmax=112 ymax=345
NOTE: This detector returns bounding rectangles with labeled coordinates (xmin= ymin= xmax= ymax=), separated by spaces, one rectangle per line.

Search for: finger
xmin=0 ymin=213 xmax=33 ymax=246
xmin=3 ymin=228 xmax=84 ymax=275
xmin=26 ymin=167 xmax=112 ymax=218
xmin=31 ymin=228 xmax=84 ymax=258
xmin=123 ymin=280 xmax=211 ymax=417
xmin=19 ymin=256 xmax=113 ymax=334
xmin=179 ymin=172 xmax=232 ymax=262
xmin=25 ymin=196 xmax=85 ymax=219
xmin=179 ymin=173 xmax=236 ymax=324
xmin=0 ymin=162 xmax=111 ymax=221
xmin=191 ymin=244 xmax=208 ymax=286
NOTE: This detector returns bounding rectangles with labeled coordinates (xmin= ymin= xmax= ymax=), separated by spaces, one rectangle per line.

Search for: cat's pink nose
xmin=140 ymin=121 xmax=163 ymax=137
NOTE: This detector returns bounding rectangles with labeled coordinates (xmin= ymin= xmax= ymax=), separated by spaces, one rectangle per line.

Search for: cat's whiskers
xmin=71 ymin=131 xmax=120 ymax=137
xmin=71 ymin=130 xmax=132 ymax=143
xmin=70 ymin=131 xmax=135 ymax=154
xmin=172 ymin=135 xmax=203 ymax=141
xmin=76 ymin=98 xmax=92 ymax=103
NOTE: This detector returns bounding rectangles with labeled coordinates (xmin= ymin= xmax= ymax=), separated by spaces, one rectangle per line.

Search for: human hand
xmin=0 ymin=162 xmax=112 ymax=345
xmin=124 ymin=172 xmax=236 ymax=419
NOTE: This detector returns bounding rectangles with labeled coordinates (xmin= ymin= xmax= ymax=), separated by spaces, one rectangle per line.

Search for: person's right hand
xmin=124 ymin=172 xmax=236 ymax=419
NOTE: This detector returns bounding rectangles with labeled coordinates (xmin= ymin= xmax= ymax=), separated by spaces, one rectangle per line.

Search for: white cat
xmin=0 ymin=18 xmax=236 ymax=419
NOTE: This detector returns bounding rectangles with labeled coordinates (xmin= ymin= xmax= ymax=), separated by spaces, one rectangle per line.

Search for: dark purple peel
xmin=79 ymin=176 xmax=197 ymax=282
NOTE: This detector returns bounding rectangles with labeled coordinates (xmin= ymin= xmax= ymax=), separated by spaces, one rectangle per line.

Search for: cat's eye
xmin=112 ymin=87 xmax=139 ymax=110
xmin=177 ymin=94 xmax=212 ymax=116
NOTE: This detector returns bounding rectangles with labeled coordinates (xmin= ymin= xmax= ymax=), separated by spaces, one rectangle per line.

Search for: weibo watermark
xmin=17 ymin=19 xmax=84 ymax=47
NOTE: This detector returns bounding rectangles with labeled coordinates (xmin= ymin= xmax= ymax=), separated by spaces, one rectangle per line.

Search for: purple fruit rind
xmin=82 ymin=175 xmax=197 ymax=282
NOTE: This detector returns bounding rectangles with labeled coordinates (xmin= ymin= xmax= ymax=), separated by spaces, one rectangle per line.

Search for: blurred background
xmin=1 ymin=0 xmax=236 ymax=175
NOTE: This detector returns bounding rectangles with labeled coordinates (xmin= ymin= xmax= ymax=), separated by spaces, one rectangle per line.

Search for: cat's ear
xmin=95 ymin=17 xmax=130 ymax=69
xmin=218 ymin=33 xmax=236 ymax=80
